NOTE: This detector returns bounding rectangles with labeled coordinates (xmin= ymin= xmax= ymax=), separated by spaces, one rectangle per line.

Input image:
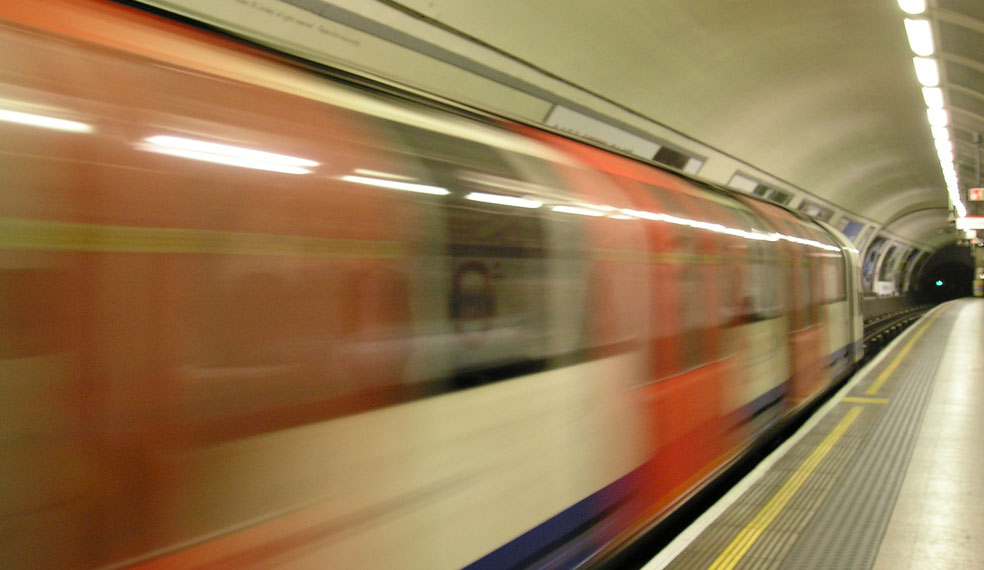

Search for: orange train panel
xmin=527 ymin=132 xmax=744 ymax=522
xmin=514 ymin=126 xmax=651 ymax=355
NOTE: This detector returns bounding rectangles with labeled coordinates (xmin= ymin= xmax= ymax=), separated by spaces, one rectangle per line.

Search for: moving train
xmin=0 ymin=1 xmax=863 ymax=568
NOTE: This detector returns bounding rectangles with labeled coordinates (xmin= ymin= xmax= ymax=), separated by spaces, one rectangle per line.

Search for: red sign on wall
xmin=970 ymin=187 xmax=984 ymax=201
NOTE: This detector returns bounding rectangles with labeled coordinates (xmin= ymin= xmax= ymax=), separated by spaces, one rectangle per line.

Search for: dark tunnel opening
xmin=916 ymin=261 xmax=973 ymax=303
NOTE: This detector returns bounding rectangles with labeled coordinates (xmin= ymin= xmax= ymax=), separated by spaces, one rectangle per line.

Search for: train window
xmin=799 ymin=257 xmax=822 ymax=326
xmin=737 ymin=246 xmax=782 ymax=320
xmin=383 ymin=120 xmax=552 ymax=389
xmin=499 ymin=152 xmax=594 ymax=356
xmin=821 ymin=254 xmax=847 ymax=303
xmin=719 ymin=205 xmax=784 ymax=321
xmin=640 ymin=185 xmax=716 ymax=371
xmin=792 ymin=262 xmax=810 ymax=328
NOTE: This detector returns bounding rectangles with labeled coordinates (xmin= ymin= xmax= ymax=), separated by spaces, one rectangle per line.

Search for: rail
xmin=862 ymin=304 xmax=933 ymax=357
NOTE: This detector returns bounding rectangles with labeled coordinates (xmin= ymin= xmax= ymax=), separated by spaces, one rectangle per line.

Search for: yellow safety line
xmin=864 ymin=309 xmax=944 ymax=396
xmin=707 ymin=406 xmax=864 ymax=570
xmin=841 ymin=397 xmax=889 ymax=405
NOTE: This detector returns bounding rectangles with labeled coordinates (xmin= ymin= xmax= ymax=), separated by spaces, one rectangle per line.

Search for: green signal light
xmin=936 ymin=280 xmax=944 ymax=287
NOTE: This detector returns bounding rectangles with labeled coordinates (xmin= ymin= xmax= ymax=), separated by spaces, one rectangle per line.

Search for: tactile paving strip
xmin=660 ymin=306 xmax=953 ymax=570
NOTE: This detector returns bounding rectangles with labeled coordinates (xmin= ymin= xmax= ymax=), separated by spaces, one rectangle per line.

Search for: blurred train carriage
xmin=0 ymin=1 xmax=862 ymax=568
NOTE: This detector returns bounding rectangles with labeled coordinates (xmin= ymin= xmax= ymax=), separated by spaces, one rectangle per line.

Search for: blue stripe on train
xmin=828 ymin=344 xmax=849 ymax=367
xmin=462 ymin=467 xmax=641 ymax=570
xmin=466 ymin=341 xmax=858 ymax=569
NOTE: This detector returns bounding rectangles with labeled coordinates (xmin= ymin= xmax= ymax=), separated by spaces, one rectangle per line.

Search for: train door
xmin=597 ymin=177 xmax=734 ymax=517
xmin=712 ymin=201 xmax=790 ymax=442
xmin=817 ymin=220 xmax=864 ymax=366
xmin=771 ymin=214 xmax=830 ymax=404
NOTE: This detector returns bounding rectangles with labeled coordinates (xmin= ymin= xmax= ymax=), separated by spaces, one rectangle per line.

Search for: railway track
xmin=862 ymin=304 xmax=933 ymax=357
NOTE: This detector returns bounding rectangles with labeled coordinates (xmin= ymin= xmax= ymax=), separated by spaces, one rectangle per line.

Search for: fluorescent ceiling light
xmin=934 ymin=138 xmax=953 ymax=153
xmin=142 ymin=135 xmax=317 ymax=174
xmin=927 ymin=107 xmax=948 ymax=127
xmin=931 ymin=126 xmax=950 ymax=142
xmin=913 ymin=57 xmax=939 ymax=86
xmin=552 ymin=205 xmax=605 ymax=217
xmin=904 ymin=19 xmax=934 ymax=56
xmin=898 ymin=0 xmax=926 ymax=14
xmin=465 ymin=192 xmax=542 ymax=209
xmin=341 ymin=174 xmax=449 ymax=195
xmin=352 ymin=168 xmax=415 ymax=181
xmin=922 ymin=87 xmax=944 ymax=109
xmin=0 ymin=108 xmax=92 ymax=133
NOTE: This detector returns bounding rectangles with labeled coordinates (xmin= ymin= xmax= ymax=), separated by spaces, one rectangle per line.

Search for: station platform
xmin=643 ymin=297 xmax=984 ymax=570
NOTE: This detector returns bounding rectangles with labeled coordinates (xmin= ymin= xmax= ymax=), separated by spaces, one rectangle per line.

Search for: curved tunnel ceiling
xmin=380 ymin=0 xmax=983 ymax=249
xmin=136 ymin=0 xmax=984 ymax=252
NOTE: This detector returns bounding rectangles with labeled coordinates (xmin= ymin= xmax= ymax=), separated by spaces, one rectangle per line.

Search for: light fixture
xmin=465 ymin=192 xmax=542 ymax=209
xmin=0 ymin=108 xmax=92 ymax=133
xmin=931 ymin=126 xmax=950 ymax=142
xmin=927 ymin=108 xmax=948 ymax=127
xmin=904 ymin=19 xmax=934 ymax=56
xmin=352 ymin=168 xmax=415 ymax=181
xmin=141 ymin=135 xmax=317 ymax=174
xmin=921 ymin=87 xmax=944 ymax=109
xmin=341 ymin=174 xmax=449 ymax=195
xmin=897 ymin=1 xmax=965 ymax=219
xmin=913 ymin=57 xmax=940 ymax=86
xmin=552 ymin=205 xmax=606 ymax=217
xmin=898 ymin=0 xmax=926 ymax=14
